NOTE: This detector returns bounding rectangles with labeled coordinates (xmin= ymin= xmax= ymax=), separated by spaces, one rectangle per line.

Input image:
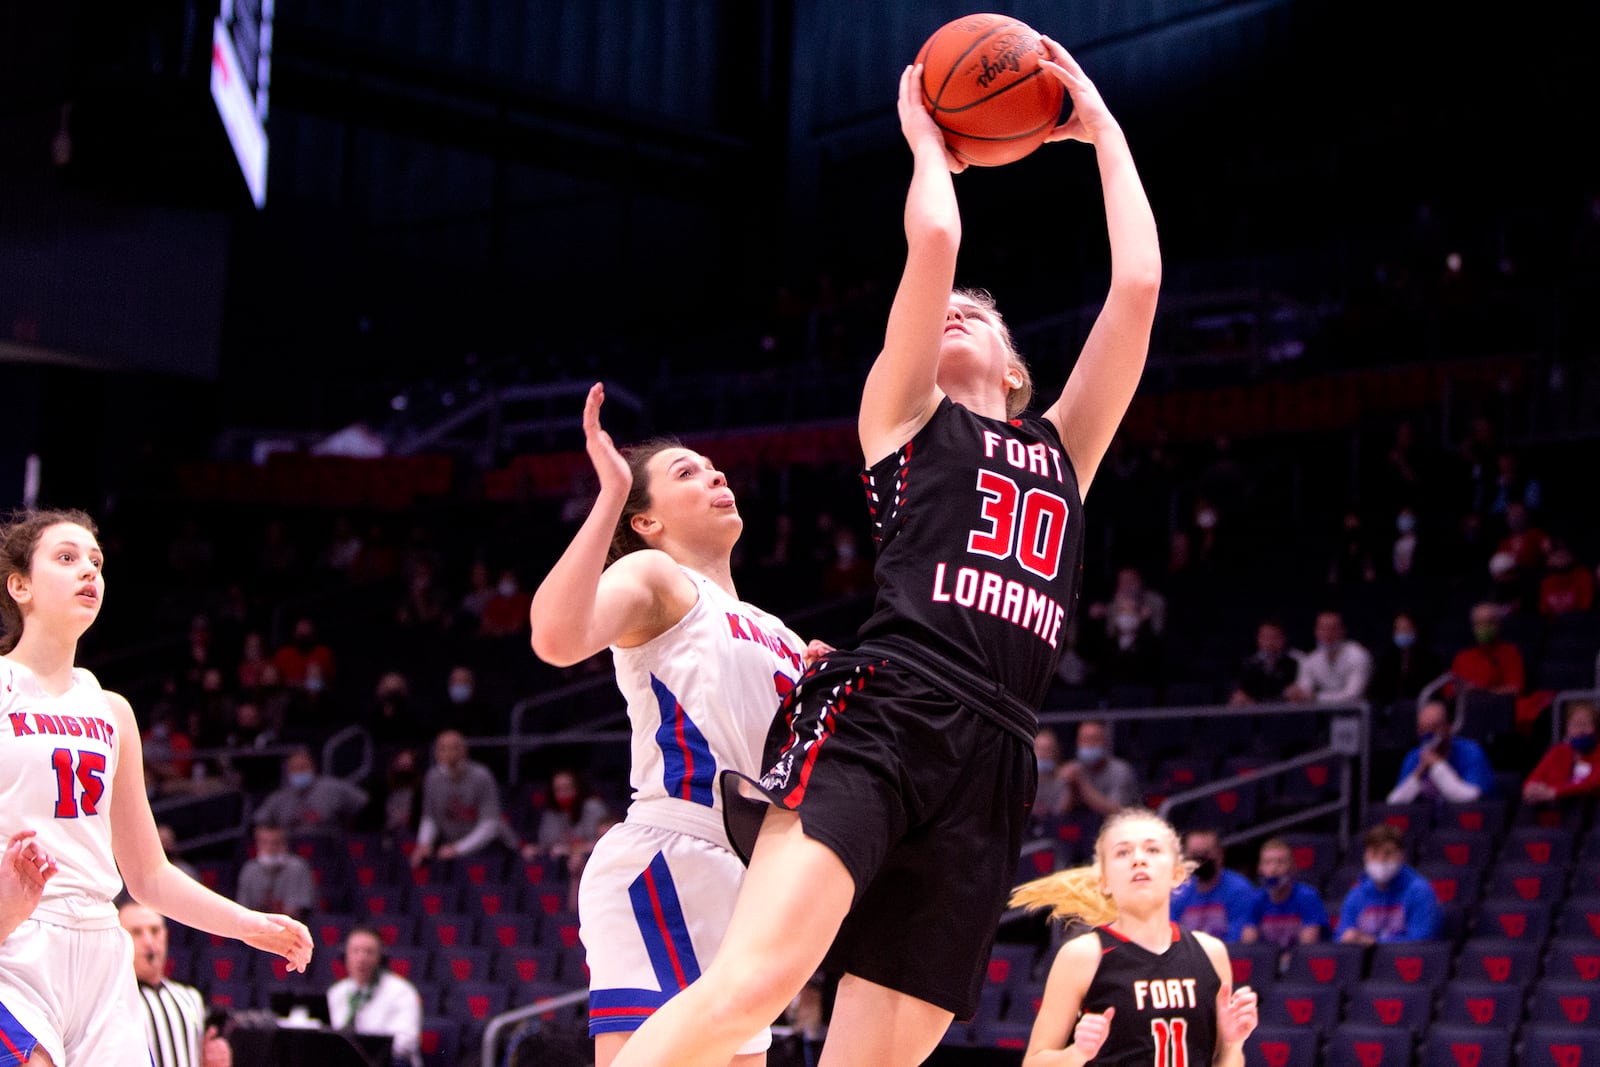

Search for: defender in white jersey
xmin=530 ymin=386 xmax=820 ymax=1067
xmin=0 ymin=508 xmax=312 ymax=1067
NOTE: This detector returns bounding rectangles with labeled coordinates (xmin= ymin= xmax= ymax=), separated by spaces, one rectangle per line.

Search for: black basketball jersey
xmin=854 ymin=398 xmax=1084 ymax=737
xmin=1077 ymin=924 xmax=1222 ymax=1067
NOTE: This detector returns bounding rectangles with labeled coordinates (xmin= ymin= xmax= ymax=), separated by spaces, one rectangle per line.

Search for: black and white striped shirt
xmin=136 ymin=979 xmax=207 ymax=1067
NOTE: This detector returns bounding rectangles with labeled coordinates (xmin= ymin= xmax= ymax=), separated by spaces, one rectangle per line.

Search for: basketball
xmin=915 ymin=13 xmax=1065 ymax=168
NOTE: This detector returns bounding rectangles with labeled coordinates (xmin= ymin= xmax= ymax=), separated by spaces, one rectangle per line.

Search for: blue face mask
xmin=289 ymin=771 xmax=315 ymax=789
xmin=1076 ymin=746 xmax=1105 ymax=765
xmin=1262 ymin=874 xmax=1286 ymax=890
xmin=1571 ymin=734 xmax=1598 ymax=756
xmin=1393 ymin=631 xmax=1416 ymax=649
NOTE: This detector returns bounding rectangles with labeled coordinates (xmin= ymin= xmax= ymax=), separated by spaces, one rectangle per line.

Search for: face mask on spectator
xmin=497 ymin=579 xmax=517 ymax=597
xmin=1396 ymin=513 xmax=1416 ymax=534
xmin=448 ymin=683 xmax=474 ymax=704
xmin=289 ymin=771 xmax=314 ymax=789
xmin=1474 ymin=624 xmax=1499 ymax=645
xmin=1077 ymin=746 xmax=1105 ymax=765
xmin=1365 ymin=859 xmax=1401 ymax=885
xmin=1261 ymin=874 xmax=1286 ymax=890
xmin=1571 ymin=733 xmax=1598 ymax=755
xmin=1393 ymin=631 xmax=1416 ymax=649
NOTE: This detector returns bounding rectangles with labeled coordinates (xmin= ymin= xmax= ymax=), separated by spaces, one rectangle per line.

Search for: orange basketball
xmin=915 ymin=13 xmax=1065 ymax=168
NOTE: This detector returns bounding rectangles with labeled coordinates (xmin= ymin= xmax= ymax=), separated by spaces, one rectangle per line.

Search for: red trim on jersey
xmin=1100 ymin=922 xmax=1182 ymax=945
xmin=641 ymin=866 xmax=690 ymax=988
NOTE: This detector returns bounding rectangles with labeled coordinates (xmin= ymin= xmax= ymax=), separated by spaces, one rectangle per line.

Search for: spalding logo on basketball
xmin=915 ymin=13 xmax=1065 ymax=167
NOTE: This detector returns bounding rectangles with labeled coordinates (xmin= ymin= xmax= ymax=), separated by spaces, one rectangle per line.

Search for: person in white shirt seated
xmin=1285 ymin=610 xmax=1373 ymax=704
xmin=326 ymin=926 xmax=422 ymax=1067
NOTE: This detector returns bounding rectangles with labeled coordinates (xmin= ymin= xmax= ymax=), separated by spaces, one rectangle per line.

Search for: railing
xmin=156 ymin=727 xmax=376 ymax=852
xmin=479 ymin=992 xmax=805 ymax=1067
xmin=1036 ymin=700 xmax=1372 ymax=851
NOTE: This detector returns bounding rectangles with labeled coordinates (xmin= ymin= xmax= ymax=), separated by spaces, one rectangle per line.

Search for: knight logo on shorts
xmin=761 ymin=752 xmax=796 ymax=792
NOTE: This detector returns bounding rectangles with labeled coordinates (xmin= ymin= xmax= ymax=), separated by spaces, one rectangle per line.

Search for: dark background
xmin=1 ymin=0 xmax=1596 ymax=507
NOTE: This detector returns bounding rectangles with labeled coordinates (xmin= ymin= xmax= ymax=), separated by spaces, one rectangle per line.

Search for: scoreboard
xmin=210 ymin=0 xmax=272 ymax=208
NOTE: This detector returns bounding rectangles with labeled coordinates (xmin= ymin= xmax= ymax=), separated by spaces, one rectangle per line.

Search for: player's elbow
xmin=1110 ymin=264 xmax=1161 ymax=311
xmin=529 ymin=628 xmax=584 ymax=669
xmin=907 ymin=217 xmax=960 ymax=257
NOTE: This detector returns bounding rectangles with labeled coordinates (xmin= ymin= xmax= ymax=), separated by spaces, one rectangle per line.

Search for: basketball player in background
xmin=530 ymin=387 xmax=821 ymax=1066
xmin=1 ymin=508 xmax=312 ymax=1067
xmin=612 ymin=36 xmax=1160 ymax=1067
xmin=1012 ymin=809 xmax=1259 ymax=1066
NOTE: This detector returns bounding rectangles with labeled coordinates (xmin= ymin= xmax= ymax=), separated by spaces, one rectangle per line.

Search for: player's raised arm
xmin=860 ymin=63 xmax=968 ymax=466
xmin=529 ymin=384 xmax=695 ymax=666
xmin=1036 ymin=39 xmax=1161 ymax=497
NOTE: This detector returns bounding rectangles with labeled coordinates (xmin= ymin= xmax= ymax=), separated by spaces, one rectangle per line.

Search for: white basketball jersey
xmin=611 ymin=568 xmax=804 ymax=848
xmin=0 ymin=658 xmax=124 ymax=928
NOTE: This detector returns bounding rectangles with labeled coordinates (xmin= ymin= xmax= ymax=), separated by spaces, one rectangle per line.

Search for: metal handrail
xmin=479 ymin=988 xmax=590 ymax=1067
xmin=321 ymin=724 xmax=373 ymax=782
xmin=1039 ymin=699 xmax=1371 ymax=845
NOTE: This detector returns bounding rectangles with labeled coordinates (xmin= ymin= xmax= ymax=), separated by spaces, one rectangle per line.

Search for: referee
xmin=120 ymin=901 xmax=233 ymax=1067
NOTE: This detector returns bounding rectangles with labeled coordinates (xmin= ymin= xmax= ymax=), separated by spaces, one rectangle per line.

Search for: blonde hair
xmin=1009 ymin=808 xmax=1193 ymax=926
xmin=954 ymin=288 xmax=1033 ymax=418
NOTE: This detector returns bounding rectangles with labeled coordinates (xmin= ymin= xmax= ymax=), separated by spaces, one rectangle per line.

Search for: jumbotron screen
xmin=210 ymin=0 xmax=272 ymax=208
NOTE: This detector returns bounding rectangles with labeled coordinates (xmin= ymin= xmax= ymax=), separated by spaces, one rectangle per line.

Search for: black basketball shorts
xmin=721 ymin=649 xmax=1037 ymax=1019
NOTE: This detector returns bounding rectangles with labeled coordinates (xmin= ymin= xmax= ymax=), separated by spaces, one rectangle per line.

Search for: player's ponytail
xmin=1011 ymin=864 xmax=1119 ymax=926
xmin=607 ymin=437 xmax=685 ymax=566
xmin=0 ymin=507 xmax=98 ymax=654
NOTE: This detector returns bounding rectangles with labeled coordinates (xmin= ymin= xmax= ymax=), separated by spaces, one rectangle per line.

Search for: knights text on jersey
xmin=610 ymin=567 xmax=805 ymax=847
xmin=0 ymin=658 xmax=125 ymax=928
xmin=1078 ymin=924 xmax=1222 ymax=1067
xmin=856 ymin=398 xmax=1085 ymax=714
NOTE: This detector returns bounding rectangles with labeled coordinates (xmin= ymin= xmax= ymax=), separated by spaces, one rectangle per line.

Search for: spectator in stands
xmin=1088 ymin=566 xmax=1167 ymax=637
xmin=1033 ymin=728 xmax=1067 ymax=816
xmin=235 ymin=824 xmax=317 ymax=921
xmin=326 ymin=926 xmax=422 ymax=1067
xmin=224 ymin=699 xmax=279 ymax=794
xmin=381 ymin=748 xmax=424 ymax=844
xmin=1538 ymin=537 xmax=1594 ymax=617
xmin=1368 ymin=611 xmax=1443 ymax=706
xmin=394 ymin=559 xmax=447 ymax=631
xmin=254 ymin=747 xmax=369 ymax=832
xmin=142 ymin=709 xmax=197 ymax=797
xmin=1446 ymin=604 xmax=1548 ymax=734
xmin=411 ymin=729 xmax=518 ymax=867
xmin=479 ymin=567 xmax=532 ymax=638
xmin=1239 ymin=838 xmax=1327 ymax=950
xmin=1057 ymin=720 xmax=1142 ymax=818
xmin=1522 ymin=700 xmax=1600 ymax=808
xmin=1495 ymin=501 xmax=1549 ymax=577
xmin=525 ymin=768 xmax=611 ymax=862
xmin=1337 ymin=824 xmax=1440 ymax=944
xmin=1387 ymin=698 xmax=1494 ymax=804
xmin=1229 ymin=617 xmax=1300 ymax=706
xmin=121 ymin=901 xmax=232 ymax=1067
xmin=1169 ymin=829 xmax=1254 ymax=941
xmin=271 ymin=616 xmax=336 ymax=689
xmin=820 ymin=528 xmax=874 ymax=598
xmin=1285 ymin=611 xmax=1373 ymax=704
xmin=321 ymin=516 xmax=364 ymax=575
xmin=1388 ymin=506 xmax=1430 ymax=582
xmin=1095 ymin=589 xmax=1164 ymax=689
xmin=454 ymin=560 xmax=495 ymax=636
xmin=366 ymin=671 xmax=427 ymax=753
xmin=233 ymin=633 xmax=268 ymax=694
xmin=1487 ymin=450 xmax=1542 ymax=517
xmin=1327 ymin=510 xmax=1378 ymax=588
xmin=441 ymin=664 xmax=495 ymax=738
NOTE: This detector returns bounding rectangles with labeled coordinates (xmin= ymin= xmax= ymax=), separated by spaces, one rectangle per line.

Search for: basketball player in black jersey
xmin=1012 ymin=809 xmax=1259 ymax=1066
xmin=610 ymin=37 xmax=1160 ymax=1067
